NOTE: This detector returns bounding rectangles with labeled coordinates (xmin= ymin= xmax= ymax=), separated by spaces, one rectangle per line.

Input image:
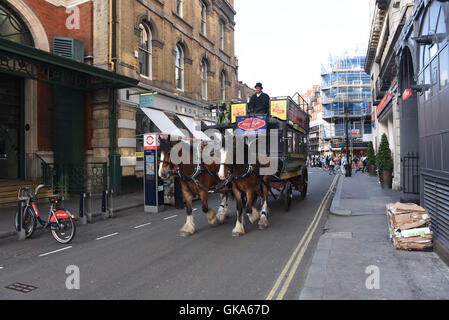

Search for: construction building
xmin=300 ymin=85 xmax=326 ymax=156
xmin=321 ymin=53 xmax=373 ymax=157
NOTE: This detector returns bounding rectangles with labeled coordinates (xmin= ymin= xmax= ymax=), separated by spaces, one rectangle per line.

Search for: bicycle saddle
xmin=49 ymin=196 xmax=64 ymax=204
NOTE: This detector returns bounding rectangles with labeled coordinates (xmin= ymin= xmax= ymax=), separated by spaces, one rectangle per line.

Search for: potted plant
xmin=367 ymin=141 xmax=377 ymax=176
xmin=376 ymin=134 xmax=394 ymax=189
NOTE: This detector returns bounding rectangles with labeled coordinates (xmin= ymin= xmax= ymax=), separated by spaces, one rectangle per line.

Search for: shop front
xmin=397 ymin=0 xmax=449 ymax=261
xmin=0 ymin=36 xmax=138 ymax=200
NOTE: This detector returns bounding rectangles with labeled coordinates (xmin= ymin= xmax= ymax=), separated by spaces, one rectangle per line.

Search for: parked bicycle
xmin=15 ymin=185 xmax=76 ymax=244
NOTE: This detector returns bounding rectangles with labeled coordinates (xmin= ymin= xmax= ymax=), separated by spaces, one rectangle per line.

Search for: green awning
xmin=0 ymin=37 xmax=139 ymax=90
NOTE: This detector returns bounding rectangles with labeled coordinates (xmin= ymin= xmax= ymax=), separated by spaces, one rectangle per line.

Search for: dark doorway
xmin=53 ymin=85 xmax=85 ymax=193
xmin=399 ymin=47 xmax=420 ymax=203
xmin=0 ymin=73 xmax=24 ymax=179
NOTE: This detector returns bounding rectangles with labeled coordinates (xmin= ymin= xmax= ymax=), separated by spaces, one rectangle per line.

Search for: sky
xmin=234 ymin=0 xmax=372 ymax=97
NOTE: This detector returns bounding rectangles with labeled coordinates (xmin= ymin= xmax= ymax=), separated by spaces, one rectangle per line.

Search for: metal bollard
xmin=79 ymin=193 xmax=88 ymax=225
xmin=107 ymin=190 xmax=114 ymax=218
xmin=102 ymin=190 xmax=108 ymax=219
xmin=17 ymin=201 xmax=26 ymax=241
xmin=86 ymin=192 xmax=92 ymax=223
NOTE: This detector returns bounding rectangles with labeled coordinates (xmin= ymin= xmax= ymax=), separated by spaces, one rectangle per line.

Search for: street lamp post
xmin=345 ymin=104 xmax=352 ymax=177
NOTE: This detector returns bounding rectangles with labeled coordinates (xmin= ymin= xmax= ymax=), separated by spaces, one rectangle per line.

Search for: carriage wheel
xmin=301 ymin=169 xmax=308 ymax=200
xmin=284 ymin=181 xmax=293 ymax=212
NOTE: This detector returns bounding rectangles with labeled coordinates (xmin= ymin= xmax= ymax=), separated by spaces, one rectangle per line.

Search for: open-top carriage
xmin=202 ymin=96 xmax=310 ymax=212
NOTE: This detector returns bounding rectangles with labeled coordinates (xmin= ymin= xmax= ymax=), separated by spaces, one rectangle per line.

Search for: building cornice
xmin=365 ymin=1 xmax=390 ymax=72
xmin=45 ymin=0 xmax=91 ymax=8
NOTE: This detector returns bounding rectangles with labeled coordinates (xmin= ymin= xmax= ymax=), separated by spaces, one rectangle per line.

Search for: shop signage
xmin=377 ymin=92 xmax=392 ymax=117
xmin=140 ymin=93 xmax=156 ymax=108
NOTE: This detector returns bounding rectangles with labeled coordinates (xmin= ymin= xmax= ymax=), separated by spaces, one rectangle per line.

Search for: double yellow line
xmin=266 ymin=175 xmax=339 ymax=300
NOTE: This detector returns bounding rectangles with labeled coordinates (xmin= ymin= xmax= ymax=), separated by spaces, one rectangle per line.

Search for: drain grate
xmin=6 ymin=283 xmax=38 ymax=293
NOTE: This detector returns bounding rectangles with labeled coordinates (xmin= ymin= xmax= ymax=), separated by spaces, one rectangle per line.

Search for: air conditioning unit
xmin=53 ymin=37 xmax=85 ymax=63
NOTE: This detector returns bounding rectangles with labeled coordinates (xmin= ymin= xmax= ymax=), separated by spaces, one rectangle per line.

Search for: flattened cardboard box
xmin=393 ymin=235 xmax=433 ymax=250
xmin=387 ymin=203 xmax=427 ymax=214
xmin=386 ymin=203 xmax=431 ymax=230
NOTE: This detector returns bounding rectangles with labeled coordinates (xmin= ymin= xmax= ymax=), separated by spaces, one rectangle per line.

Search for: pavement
xmin=299 ymin=170 xmax=449 ymax=300
xmin=0 ymin=190 xmax=144 ymax=240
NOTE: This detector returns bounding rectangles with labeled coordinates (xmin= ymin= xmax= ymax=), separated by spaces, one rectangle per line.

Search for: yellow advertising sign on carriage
xmin=231 ymin=103 xmax=247 ymax=123
xmin=270 ymin=100 xmax=287 ymax=120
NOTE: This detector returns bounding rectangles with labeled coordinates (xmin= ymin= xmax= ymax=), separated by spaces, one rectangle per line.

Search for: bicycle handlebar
xmin=17 ymin=185 xmax=51 ymax=201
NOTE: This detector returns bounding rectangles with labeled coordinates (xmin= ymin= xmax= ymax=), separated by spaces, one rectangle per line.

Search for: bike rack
xmin=16 ymin=201 xmax=26 ymax=241
xmin=79 ymin=190 xmax=114 ymax=223
xmin=79 ymin=192 xmax=92 ymax=224
xmin=102 ymin=190 xmax=114 ymax=219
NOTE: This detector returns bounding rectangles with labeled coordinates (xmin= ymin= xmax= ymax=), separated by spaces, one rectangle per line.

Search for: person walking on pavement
xmin=341 ymin=155 xmax=347 ymax=175
xmin=353 ymin=154 xmax=360 ymax=173
xmin=329 ymin=158 xmax=336 ymax=175
xmin=362 ymin=154 xmax=368 ymax=173
xmin=248 ymin=83 xmax=270 ymax=115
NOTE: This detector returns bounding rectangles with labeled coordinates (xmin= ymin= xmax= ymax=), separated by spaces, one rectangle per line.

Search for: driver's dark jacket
xmin=248 ymin=92 xmax=270 ymax=115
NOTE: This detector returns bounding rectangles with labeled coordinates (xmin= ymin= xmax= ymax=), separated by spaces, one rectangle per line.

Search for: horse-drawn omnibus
xmin=204 ymin=96 xmax=310 ymax=212
xmin=158 ymin=96 xmax=310 ymax=237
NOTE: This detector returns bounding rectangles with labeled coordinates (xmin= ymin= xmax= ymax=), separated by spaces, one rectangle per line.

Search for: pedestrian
xmin=362 ymin=154 xmax=368 ymax=173
xmin=353 ymin=154 xmax=360 ymax=172
xmin=341 ymin=155 xmax=347 ymax=175
xmin=329 ymin=158 xmax=335 ymax=175
xmin=248 ymin=83 xmax=270 ymax=115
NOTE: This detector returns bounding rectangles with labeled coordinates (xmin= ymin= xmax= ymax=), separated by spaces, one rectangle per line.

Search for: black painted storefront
xmin=397 ymin=0 xmax=449 ymax=261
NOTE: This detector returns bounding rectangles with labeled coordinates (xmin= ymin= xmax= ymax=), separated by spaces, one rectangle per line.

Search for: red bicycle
xmin=15 ymin=185 xmax=76 ymax=244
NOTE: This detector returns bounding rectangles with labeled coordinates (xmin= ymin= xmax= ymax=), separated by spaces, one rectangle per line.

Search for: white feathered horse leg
xmin=217 ymin=193 xmax=231 ymax=224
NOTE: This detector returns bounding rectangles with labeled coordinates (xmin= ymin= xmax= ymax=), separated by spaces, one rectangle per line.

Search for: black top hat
xmin=255 ymin=82 xmax=263 ymax=89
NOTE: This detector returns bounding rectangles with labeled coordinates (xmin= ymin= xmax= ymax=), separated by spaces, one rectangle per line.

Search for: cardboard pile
xmin=386 ymin=203 xmax=433 ymax=251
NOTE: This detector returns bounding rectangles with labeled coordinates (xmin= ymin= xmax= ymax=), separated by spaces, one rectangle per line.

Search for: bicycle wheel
xmin=51 ymin=216 xmax=76 ymax=244
xmin=14 ymin=206 xmax=36 ymax=238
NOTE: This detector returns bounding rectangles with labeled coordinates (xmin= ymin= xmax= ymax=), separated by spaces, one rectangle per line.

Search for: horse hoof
xmin=258 ymin=215 xmax=269 ymax=230
xmin=208 ymin=219 xmax=218 ymax=227
xmin=216 ymin=214 xmax=226 ymax=225
xmin=180 ymin=231 xmax=193 ymax=237
xmin=232 ymin=231 xmax=245 ymax=237
xmin=247 ymin=214 xmax=257 ymax=224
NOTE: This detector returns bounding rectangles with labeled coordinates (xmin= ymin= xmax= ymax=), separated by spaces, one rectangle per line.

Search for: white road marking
xmin=96 ymin=233 xmax=119 ymax=241
xmin=0 ymin=267 xmax=4 ymax=270
xmin=134 ymin=222 xmax=152 ymax=229
xmin=164 ymin=215 xmax=178 ymax=220
xmin=193 ymin=208 xmax=198 ymax=212
xmin=39 ymin=246 xmax=72 ymax=257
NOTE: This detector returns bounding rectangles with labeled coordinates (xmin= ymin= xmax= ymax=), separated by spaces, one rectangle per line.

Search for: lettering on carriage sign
xmin=144 ymin=134 xmax=159 ymax=150
xmin=236 ymin=117 xmax=267 ymax=137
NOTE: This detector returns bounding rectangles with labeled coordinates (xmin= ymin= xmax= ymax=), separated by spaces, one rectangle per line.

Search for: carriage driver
xmin=248 ymin=82 xmax=270 ymax=115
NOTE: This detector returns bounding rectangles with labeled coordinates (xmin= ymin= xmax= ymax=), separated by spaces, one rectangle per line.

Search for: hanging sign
xmin=140 ymin=93 xmax=157 ymax=108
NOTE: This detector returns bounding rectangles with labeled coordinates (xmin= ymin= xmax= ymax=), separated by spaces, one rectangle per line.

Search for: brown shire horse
xmin=158 ymin=138 xmax=231 ymax=237
xmin=218 ymin=141 xmax=271 ymax=237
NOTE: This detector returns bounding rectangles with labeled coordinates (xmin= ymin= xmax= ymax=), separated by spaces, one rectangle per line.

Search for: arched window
xmin=220 ymin=70 xmax=226 ymax=101
xmin=418 ymin=1 xmax=448 ymax=98
xmin=175 ymin=44 xmax=184 ymax=91
xmin=201 ymin=2 xmax=207 ymax=36
xmin=201 ymin=59 xmax=208 ymax=100
xmin=175 ymin=0 xmax=183 ymax=17
xmin=0 ymin=4 xmax=33 ymax=46
xmin=139 ymin=23 xmax=152 ymax=78
xmin=219 ymin=20 xmax=225 ymax=50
